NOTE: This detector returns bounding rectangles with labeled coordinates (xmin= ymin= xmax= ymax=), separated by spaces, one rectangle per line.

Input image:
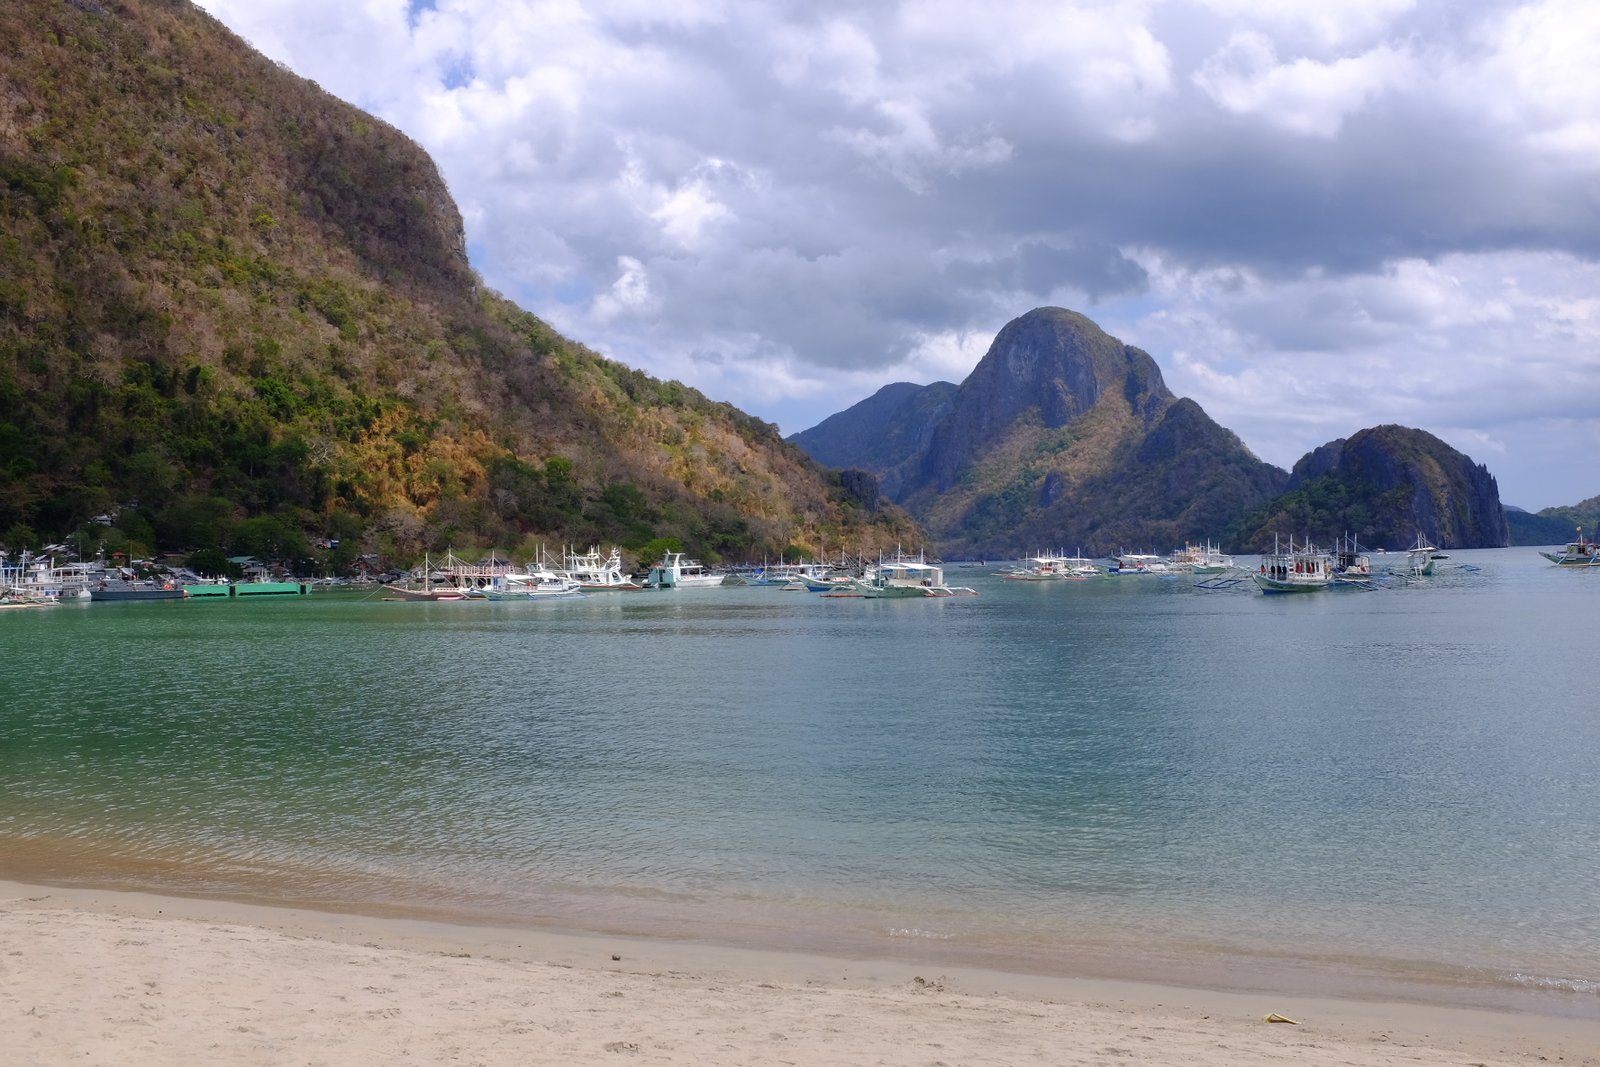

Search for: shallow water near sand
xmin=3 ymin=548 xmax=1597 ymax=1015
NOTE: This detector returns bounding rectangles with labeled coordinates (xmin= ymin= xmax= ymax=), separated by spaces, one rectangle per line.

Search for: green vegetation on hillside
xmin=1228 ymin=425 xmax=1508 ymax=551
xmin=1508 ymin=499 xmax=1600 ymax=546
xmin=1228 ymin=473 xmax=1402 ymax=548
xmin=0 ymin=0 xmax=917 ymax=571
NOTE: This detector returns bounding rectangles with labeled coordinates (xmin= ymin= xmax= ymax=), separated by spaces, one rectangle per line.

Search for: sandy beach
xmin=3 ymin=880 xmax=1596 ymax=1066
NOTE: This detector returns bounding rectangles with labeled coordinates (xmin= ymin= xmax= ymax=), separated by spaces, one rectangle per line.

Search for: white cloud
xmin=1197 ymin=0 xmax=1416 ymax=47
xmin=193 ymin=0 xmax=1600 ymax=508
xmin=1193 ymin=31 xmax=1413 ymax=137
xmin=1129 ymin=250 xmax=1600 ymax=504
xmin=770 ymin=17 xmax=883 ymax=102
xmin=591 ymin=256 xmax=657 ymax=321
xmin=1471 ymin=0 xmax=1600 ymax=157
xmin=894 ymin=1 xmax=1175 ymax=141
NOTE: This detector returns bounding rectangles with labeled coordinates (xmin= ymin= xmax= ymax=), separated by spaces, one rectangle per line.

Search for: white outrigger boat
xmin=777 ymin=561 xmax=857 ymax=591
xmin=382 ymin=571 xmax=471 ymax=601
xmin=1 ymin=552 xmax=97 ymax=602
xmin=1109 ymin=552 xmax=1171 ymax=574
xmin=1539 ymin=527 xmax=1600 ymax=567
xmin=1003 ymin=551 xmax=1098 ymax=580
xmin=556 ymin=545 xmax=642 ymax=589
xmin=1331 ymin=534 xmax=1375 ymax=588
xmin=1168 ymin=541 xmax=1233 ymax=574
xmin=1252 ymin=536 xmax=1333 ymax=593
xmin=1405 ymin=532 xmax=1439 ymax=577
xmin=480 ymin=568 xmax=583 ymax=598
xmin=853 ymin=552 xmax=977 ymax=598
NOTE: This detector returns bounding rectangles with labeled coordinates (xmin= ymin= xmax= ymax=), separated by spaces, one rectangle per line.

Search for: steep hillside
xmin=1234 ymin=425 xmax=1508 ymax=550
xmin=906 ymin=309 xmax=1172 ymax=496
xmin=785 ymin=381 xmax=957 ymax=475
xmin=797 ymin=308 xmax=1288 ymax=556
xmin=1505 ymin=494 xmax=1600 ymax=546
xmin=0 ymin=0 xmax=917 ymax=569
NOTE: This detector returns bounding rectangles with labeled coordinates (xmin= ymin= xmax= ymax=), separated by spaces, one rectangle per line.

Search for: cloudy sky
xmin=195 ymin=0 xmax=1600 ymax=509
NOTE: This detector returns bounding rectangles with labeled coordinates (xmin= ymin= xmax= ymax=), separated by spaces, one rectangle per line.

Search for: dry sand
xmin=3 ymin=880 xmax=1596 ymax=1066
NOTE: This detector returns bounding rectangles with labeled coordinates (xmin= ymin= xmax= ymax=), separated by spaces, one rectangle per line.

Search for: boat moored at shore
xmin=556 ymin=546 xmax=643 ymax=590
xmin=644 ymin=552 xmax=727 ymax=589
xmin=89 ymin=580 xmax=188 ymax=602
xmin=382 ymin=553 xmax=475 ymax=600
xmin=483 ymin=571 xmax=583 ymax=598
xmin=184 ymin=566 xmax=312 ymax=598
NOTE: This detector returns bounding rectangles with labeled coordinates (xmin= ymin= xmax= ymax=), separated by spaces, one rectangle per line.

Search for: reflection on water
xmin=2 ymin=550 xmax=1598 ymax=1011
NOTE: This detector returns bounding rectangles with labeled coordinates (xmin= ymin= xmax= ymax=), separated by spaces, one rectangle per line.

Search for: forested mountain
xmin=793 ymin=308 xmax=1289 ymax=556
xmin=1231 ymin=425 xmax=1509 ymax=550
xmin=0 ymin=0 xmax=917 ymax=572
xmin=1506 ymin=497 xmax=1600 ymax=546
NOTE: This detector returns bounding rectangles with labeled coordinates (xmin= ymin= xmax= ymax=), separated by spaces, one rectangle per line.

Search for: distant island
xmin=790 ymin=307 xmax=1515 ymax=556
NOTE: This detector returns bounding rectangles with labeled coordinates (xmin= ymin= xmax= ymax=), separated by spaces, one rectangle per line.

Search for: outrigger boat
xmin=1168 ymin=541 xmax=1233 ymax=574
xmin=780 ymin=561 xmax=857 ymax=591
xmin=1109 ymin=552 xmax=1170 ymax=574
xmin=382 ymin=553 xmax=474 ymax=600
xmin=1252 ymin=536 xmax=1332 ymax=593
xmin=481 ymin=573 xmax=582 ymax=598
xmin=1405 ymin=533 xmax=1439 ymax=577
xmin=1331 ymin=534 xmax=1375 ymax=588
xmin=853 ymin=550 xmax=977 ymax=598
xmin=556 ymin=545 xmax=643 ymax=589
xmin=1540 ymin=527 xmax=1600 ymax=567
xmin=1002 ymin=551 xmax=1098 ymax=580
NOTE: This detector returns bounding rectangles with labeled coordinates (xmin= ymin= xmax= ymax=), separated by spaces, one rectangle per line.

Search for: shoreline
xmin=4 ymin=879 xmax=1598 ymax=1066
xmin=6 ymin=835 xmax=1598 ymax=1022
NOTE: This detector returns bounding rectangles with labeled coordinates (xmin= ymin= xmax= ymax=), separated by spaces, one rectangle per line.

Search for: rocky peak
xmin=969 ymin=307 xmax=1170 ymax=428
xmin=914 ymin=307 xmax=1174 ymax=491
xmin=1241 ymin=424 xmax=1508 ymax=549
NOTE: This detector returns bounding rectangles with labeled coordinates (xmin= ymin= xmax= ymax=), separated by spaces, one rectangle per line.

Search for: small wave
xmin=1506 ymin=972 xmax=1600 ymax=995
xmin=887 ymin=927 xmax=956 ymax=941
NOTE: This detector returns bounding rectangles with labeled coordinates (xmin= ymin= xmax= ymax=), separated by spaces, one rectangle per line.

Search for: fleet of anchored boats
xmin=381 ymin=546 xmax=636 ymax=600
xmin=380 ymin=548 xmax=980 ymax=599
xmin=3 ymin=529 xmax=1594 ymax=610
xmin=0 ymin=555 xmax=313 ymax=605
xmin=1250 ymin=532 xmax=1449 ymax=593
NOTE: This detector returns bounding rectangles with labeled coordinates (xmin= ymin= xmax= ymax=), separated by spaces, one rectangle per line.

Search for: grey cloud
xmin=199 ymin=0 xmax=1600 ymax=506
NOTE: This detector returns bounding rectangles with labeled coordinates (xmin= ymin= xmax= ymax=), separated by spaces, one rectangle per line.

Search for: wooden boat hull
xmin=381 ymin=584 xmax=468 ymax=601
xmin=1540 ymin=551 xmax=1600 ymax=566
xmin=89 ymin=586 xmax=187 ymax=601
xmin=1251 ymin=573 xmax=1327 ymax=593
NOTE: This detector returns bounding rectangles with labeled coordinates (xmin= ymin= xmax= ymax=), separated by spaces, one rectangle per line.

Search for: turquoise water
xmin=3 ymin=549 xmax=1597 ymax=1012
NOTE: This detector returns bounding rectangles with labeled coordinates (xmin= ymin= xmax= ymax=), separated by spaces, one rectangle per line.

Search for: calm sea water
xmin=3 ymin=549 xmax=1597 ymax=1013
